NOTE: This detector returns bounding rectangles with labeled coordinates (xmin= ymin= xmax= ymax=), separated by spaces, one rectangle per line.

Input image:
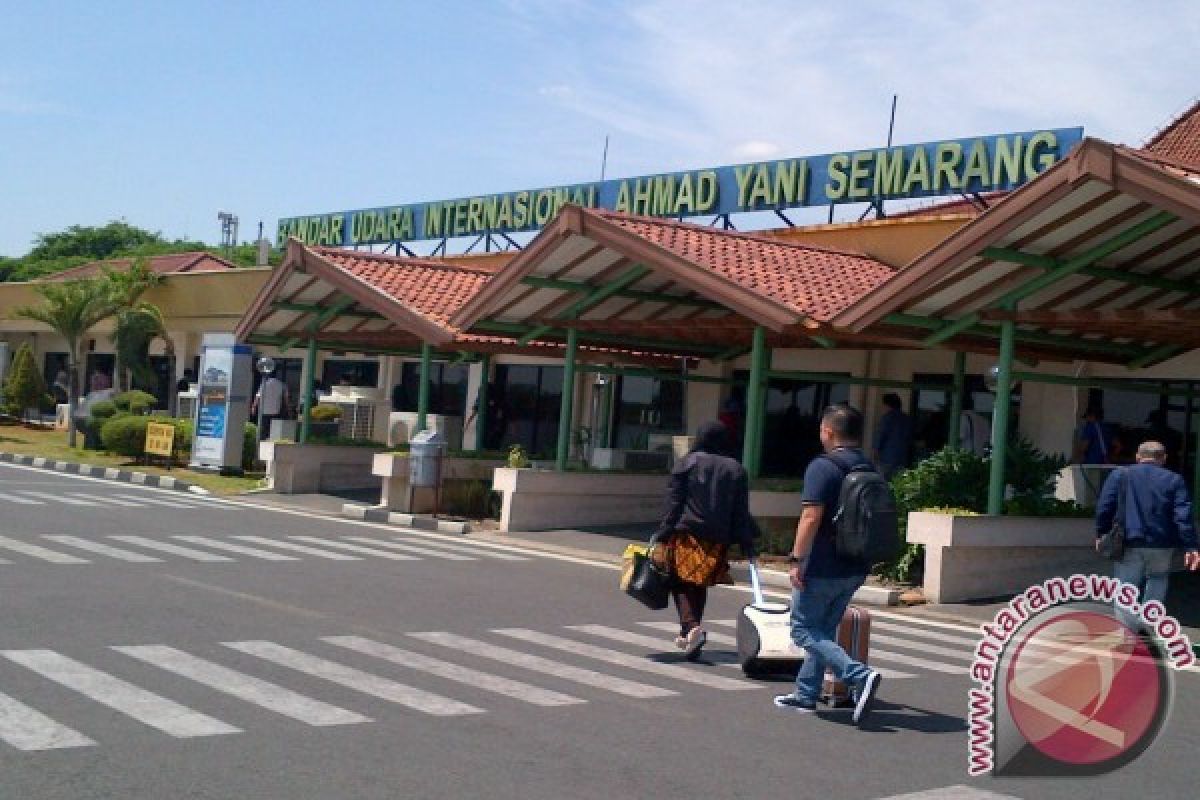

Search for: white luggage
xmin=736 ymin=562 xmax=805 ymax=677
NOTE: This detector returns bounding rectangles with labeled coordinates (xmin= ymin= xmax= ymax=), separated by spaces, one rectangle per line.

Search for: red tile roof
xmin=589 ymin=209 xmax=895 ymax=323
xmin=311 ymin=247 xmax=491 ymax=330
xmin=1143 ymin=99 xmax=1200 ymax=169
xmin=45 ymin=251 xmax=238 ymax=281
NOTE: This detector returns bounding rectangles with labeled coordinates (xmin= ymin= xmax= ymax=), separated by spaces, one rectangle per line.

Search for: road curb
xmin=341 ymin=503 xmax=468 ymax=535
xmin=0 ymin=451 xmax=209 ymax=495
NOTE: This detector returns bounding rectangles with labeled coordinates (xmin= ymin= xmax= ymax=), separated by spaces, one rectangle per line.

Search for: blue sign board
xmin=277 ymin=127 xmax=1084 ymax=249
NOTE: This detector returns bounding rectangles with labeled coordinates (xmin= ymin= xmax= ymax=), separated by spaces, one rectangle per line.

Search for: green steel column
xmin=555 ymin=327 xmax=579 ymax=471
xmin=299 ymin=338 xmax=317 ymax=443
xmin=416 ymin=343 xmax=433 ymax=435
xmin=475 ymin=354 xmax=491 ymax=452
xmin=987 ymin=319 xmax=1017 ymax=515
xmin=948 ymin=351 xmax=966 ymax=449
xmin=743 ymin=327 xmax=769 ymax=479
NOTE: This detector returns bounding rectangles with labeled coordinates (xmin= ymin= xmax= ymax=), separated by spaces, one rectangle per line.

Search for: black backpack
xmin=825 ymin=452 xmax=900 ymax=564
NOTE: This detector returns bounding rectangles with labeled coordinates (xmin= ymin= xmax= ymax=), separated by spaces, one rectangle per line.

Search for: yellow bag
xmin=619 ymin=543 xmax=649 ymax=591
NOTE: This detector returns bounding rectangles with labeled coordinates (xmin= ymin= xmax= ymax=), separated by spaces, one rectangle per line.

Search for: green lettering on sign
xmin=847 ymin=152 xmax=874 ymax=200
xmin=825 ymin=154 xmax=850 ymax=201
xmin=933 ymin=142 xmax=963 ymax=191
xmin=960 ymin=139 xmax=992 ymax=188
xmin=1024 ymin=131 xmax=1058 ymax=180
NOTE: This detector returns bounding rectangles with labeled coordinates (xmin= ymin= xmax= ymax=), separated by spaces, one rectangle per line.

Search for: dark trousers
xmin=672 ymin=583 xmax=707 ymax=635
xmin=258 ymin=414 xmax=280 ymax=440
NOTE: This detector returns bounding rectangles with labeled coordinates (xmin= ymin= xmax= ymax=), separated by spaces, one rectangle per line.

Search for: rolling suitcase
xmin=736 ymin=562 xmax=805 ymax=677
xmin=821 ymin=605 xmax=871 ymax=707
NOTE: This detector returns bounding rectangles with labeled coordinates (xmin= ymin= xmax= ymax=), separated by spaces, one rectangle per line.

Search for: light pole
xmin=255 ymin=356 xmax=276 ymax=440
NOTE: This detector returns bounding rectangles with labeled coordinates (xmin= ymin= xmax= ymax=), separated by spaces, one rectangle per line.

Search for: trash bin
xmin=409 ymin=429 xmax=447 ymax=489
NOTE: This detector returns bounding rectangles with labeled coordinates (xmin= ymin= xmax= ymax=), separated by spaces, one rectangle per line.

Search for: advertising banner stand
xmin=189 ymin=335 xmax=253 ymax=475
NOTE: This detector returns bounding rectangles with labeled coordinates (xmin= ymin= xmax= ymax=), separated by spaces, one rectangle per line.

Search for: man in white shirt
xmin=251 ymin=373 xmax=289 ymax=441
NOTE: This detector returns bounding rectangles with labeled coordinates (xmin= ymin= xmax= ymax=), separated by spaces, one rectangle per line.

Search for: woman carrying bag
xmin=651 ymin=421 xmax=757 ymax=660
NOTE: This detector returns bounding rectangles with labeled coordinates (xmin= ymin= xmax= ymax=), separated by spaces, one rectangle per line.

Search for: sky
xmin=1 ymin=0 xmax=1197 ymax=257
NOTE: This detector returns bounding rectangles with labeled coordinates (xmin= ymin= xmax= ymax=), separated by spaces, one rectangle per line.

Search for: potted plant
xmin=308 ymin=403 xmax=343 ymax=439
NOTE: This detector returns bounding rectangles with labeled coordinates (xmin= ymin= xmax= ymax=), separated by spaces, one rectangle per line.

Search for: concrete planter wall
xmin=373 ymin=453 xmax=504 ymax=513
xmin=260 ymin=441 xmax=384 ymax=494
xmin=749 ymin=490 xmax=804 ymax=519
xmin=492 ymin=468 xmax=667 ymax=532
xmin=906 ymin=511 xmax=1106 ymax=603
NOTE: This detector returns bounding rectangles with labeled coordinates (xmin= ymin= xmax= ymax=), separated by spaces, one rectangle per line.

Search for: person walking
xmin=651 ymin=421 xmax=756 ymax=660
xmin=1075 ymin=405 xmax=1113 ymax=464
xmin=873 ymin=392 xmax=912 ymax=480
xmin=1095 ymin=440 xmax=1199 ymax=629
xmin=251 ymin=370 xmax=289 ymax=441
xmin=775 ymin=403 xmax=882 ymax=726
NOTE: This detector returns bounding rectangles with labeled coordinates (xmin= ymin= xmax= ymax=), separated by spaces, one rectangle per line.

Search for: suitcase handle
xmin=749 ymin=560 xmax=765 ymax=607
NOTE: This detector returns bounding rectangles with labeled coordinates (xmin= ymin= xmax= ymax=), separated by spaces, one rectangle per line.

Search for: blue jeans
xmin=1113 ymin=547 xmax=1174 ymax=629
xmin=790 ymin=575 xmax=870 ymax=704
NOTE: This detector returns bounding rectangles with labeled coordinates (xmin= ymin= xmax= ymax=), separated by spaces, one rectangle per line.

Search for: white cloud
xmin=732 ymin=140 xmax=782 ymax=160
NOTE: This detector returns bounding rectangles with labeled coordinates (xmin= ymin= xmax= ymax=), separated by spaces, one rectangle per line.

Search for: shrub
xmin=100 ymin=414 xmax=154 ymax=457
xmin=440 ymin=480 xmax=500 ymax=519
xmin=243 ymin=423 xmax=258 ymax=471
xmin=113 ymin=390 xmax=157 ymax=415
xmin=507 ymin=444 xmax=530 ymax=469
xmin=89 ymin=400 xmax=118 ymax=422
xmin=3 ymin=343 xmax=50 ymax=421
xmin=309 ymin=404 xmax=342 ymax=422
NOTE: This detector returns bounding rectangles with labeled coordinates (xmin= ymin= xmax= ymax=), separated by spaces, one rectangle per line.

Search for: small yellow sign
xmin=144 ymin=422 xmax=176 ymax=457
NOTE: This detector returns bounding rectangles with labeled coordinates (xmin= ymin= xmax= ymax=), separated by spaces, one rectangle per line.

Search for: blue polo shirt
xmin=800 ymin=447 xmax=873 ymax=579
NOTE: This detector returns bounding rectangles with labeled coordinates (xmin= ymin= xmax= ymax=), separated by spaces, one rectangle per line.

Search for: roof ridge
xmin=585 ymin=207 xmax=879 ymax=261
xmin=1143 ymin=97 xmax=1200 ymax=150
xmin=313 ymin=246 xmax=496 ymax=277
xmin=1122 ymin=144 xmax=1200 ymax=174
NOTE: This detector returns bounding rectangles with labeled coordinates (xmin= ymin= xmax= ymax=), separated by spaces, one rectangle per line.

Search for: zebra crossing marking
xmin=409 ymin=632 xmax=676 ymax=699
xmin=288 ymin=536 xmax=420 ymax=561
xmin=324 ymin=636 xmax=585 ymax=707
xmin=872 ymin=633 xmax=973 ymax=663
xmin=0 ymin=690 xmax=95 ymax=751
xmin=112 ymin=493 xmax=204 ymax=510
xmin=387 ymin=535 xmax=530 ymax=562
xmin=0 ymin=491 xmax=43 ymax=505
xmin=109 ymin=536 xmax=234 ymax=562
xmin=0 ymin=535 xmax=90 ymax=564
xmin=223 ymin=641 xmax=483 ymax=717
xmin=341 ymin=536 xmax=477 ymax=561
xmin=17 ymin=491 xmax=95 ymax=506
xmin=232 ymin=536 xmax=362 ymax=560
xmin=64 ymin=493 xmax=145 ymax=507
xmin=171 ymin=536 xmax=300 ymax=561
xmin=873 ymin=620 xmax=980 ymax=648
xmin=43 ymin=535 xmax=164 ymax=563
xmin=113 ymin=645 xmax=369 ymax=727
xmin=493 ymin=629 xmax=760 ymax=691
xmin=0 ymin=649 xmax=239 ymax=738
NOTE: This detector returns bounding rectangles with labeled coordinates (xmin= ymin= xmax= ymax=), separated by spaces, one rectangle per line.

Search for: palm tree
xmin=104 ymin=260 xmax=163 ymax=393
xmin=13 ymin=279 xmax=118 ymax=447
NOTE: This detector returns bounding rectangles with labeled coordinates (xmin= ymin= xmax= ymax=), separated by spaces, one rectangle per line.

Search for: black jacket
xmin=653 ymin=450 xmax=756 ymax=555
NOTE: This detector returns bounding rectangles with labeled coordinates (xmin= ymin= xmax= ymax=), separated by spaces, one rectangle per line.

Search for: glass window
xmin=396 ymin=363 xmax=469 ymax=415
xmin=494 ymin=365 xmax=563 ymax=457
xmin=322 ymin=359 xmax=379 ymax=389
xmin=1083 ymin=384 xmax=1196 ymax=473
xmin=611 ymin=376 xmax=685 ymax=450
xmin=731 ymin=373 xmax=851 ymax=477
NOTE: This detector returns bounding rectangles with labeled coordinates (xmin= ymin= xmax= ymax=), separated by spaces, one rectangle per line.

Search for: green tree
xmin=28 ymin=221 xmax=162 ymax=262
xmin=12 ymin=278 xmax=119 ymax=446
xmin=103 ymin=260 xmax=168 ymax=393
xmin=2 ymin=343 xmax=50 ymax=422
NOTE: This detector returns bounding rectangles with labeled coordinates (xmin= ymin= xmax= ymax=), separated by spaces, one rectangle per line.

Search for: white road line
xmin=43 ymin=536 xmax=164 ymax=563
xmin=638 ymin=622 xmax=739 ymax=647
xmin=288 ymin=536 xmax=420 ymax=561
xmin=409 ymin=632 xmax=675 ymax=699
xmin=113 ymin=645 xmax=369 ymax=727
xmin=494 ymin=629 xmax=759 ymax=691
xmin=324 ymin=636 xmax=584 ymax=707
xmin=108 ymin=536 xmax=234 ymax=562
xmin=0 ymin=491 xmax=44 ymax=505
xmin=223 ymin=641 xmax=482 ymax=717
xmin=567 ymin=625 xmax=743 ymax=669
xmin=232 ymin=536 xmax=361 ymax=561
xmin=0 ymin=690 xmax=96 ymax=751
xmin=873 ymin=621 xmax=982 ymax=649
xmin=17 ymin=491 xmax=95 ymax=506
xmin=0 ymin=535 xmax=90 ymax=564
xmin=113 ymin=493 xmax=203 ymax=509
xmin=388 ymin=536 xmax=529 ymax=561
xmin=870 ymin=648 xmax=967 ymax=675
xmin=876 ymin=784 xmax=1022 ymax=800
xmin=63 ymin=493 xmax=144 ymax=507
xmin=869 ymin=609 xmax=982 ymax=635
xmin=871 ymin=634 xmax=974 ymax=663
xmin=171 ymin=536 xmax=300 ymax=561
xmin=0 ymin=650 xmax=239 ymax=738
xmin=342 ymin=537 xmax=477 ymax=561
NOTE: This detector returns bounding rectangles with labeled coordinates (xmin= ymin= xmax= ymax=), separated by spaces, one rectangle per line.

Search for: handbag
xmin=624 ymin=541 xmax=671 ymax=610
xmin=1097 ymin=469 xmax=1126 ymax=561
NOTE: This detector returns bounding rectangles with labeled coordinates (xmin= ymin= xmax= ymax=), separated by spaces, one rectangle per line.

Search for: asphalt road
xmin=0 ymin=461 xmax=1196 ymax=800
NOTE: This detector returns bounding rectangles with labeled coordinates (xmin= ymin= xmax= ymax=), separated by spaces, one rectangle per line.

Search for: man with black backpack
xmin=774 ymin=403 xmax=893 ymax=726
